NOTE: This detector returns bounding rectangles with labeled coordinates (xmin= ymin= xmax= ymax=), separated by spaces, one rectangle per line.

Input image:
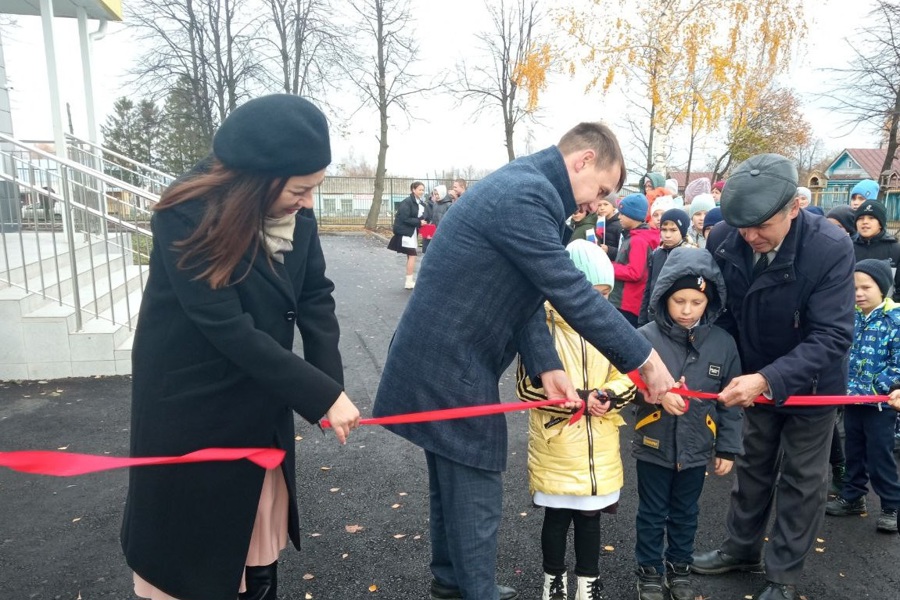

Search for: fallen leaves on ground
xmin=345 ymin=524 xmax=364 ymax=533
xmin=368 ymin=584 xmax=378 ymax=592
xmin=303 ymin=573 xmax=315 ymax=580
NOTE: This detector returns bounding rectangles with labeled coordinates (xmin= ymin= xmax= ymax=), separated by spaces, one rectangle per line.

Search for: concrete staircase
xmin=0 ymin=232 xmax=146 ymax=380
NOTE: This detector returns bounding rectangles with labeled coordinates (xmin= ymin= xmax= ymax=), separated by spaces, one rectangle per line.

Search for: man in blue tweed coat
xmin=373 ymin=123 xmax=674 ymax=600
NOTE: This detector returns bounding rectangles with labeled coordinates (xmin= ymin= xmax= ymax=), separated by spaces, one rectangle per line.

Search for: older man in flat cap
xmin=691 ymin=154 xmax=855 ymax=600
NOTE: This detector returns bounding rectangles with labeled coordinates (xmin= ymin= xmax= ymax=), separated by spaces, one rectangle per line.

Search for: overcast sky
xmin=0 ymin=0 xmax=881 ymax=181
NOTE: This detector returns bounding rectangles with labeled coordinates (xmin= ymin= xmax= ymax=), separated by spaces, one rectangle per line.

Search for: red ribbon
xmin=1 ymin=401 xmax=583 ymax=476
xmin=9 ymin=370 xmax=885 ymax=478
xmin=321 ymin=397 xmax=585 ymax=429
xmin=0 ymin=447 xmax=285 ymax=477
xmin=626 ymin=371 xmax=888 ymax=407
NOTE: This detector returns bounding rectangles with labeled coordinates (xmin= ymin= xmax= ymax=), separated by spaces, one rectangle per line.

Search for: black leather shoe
xmin=755 ymin=582 xmax=797 ymax=600
xmin=429 ymin=579 xmax=518 ymax=600
xmin=690 ymin=549 xmax=763 ymax=575
xmin=239 ymin=562 xmax=277 ymax=600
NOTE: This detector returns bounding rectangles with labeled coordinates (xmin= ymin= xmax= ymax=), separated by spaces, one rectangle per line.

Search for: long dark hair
xmin=153 ymin=158 xmax=287 ymax=289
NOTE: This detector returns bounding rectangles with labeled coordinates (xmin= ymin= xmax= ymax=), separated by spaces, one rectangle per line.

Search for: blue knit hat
xmin=618 ymin=193 xmax=649 ymax=221
xmin=703 ymin=207 xmax=724 ymax=231
xmin=660 ymin=208 xmax=690 ymax=237
xmin=850 ymin=179 xmax=880 ymax=201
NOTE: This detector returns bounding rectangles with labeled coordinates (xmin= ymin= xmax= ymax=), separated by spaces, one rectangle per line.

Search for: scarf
xmin=261 ymin=213 xmax=296 ymax=263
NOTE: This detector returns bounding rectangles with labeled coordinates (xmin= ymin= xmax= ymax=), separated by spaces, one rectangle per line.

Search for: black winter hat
xmin=720 ymin=154 xmax=798 ymax=228
xmin=856 ymin=258 xmax=893 ymax=299
xmin=213 ymin=94 xmax=331 ymax=177
xmin=826 ymin=205 xmax=857 ymax=235
xmin=664 ymin=273 xmax=717 ymax=304
xmin=660 ymin=208 xmax=689 ymax=237
xmin=855 ymin=200 xmax=887 ymax=231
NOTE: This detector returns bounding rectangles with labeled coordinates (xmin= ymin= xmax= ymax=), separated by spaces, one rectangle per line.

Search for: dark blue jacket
xmin=706 ymin=209 xmax=854 ymax=413
xmin=373 ymin=147 xmax=653 ymax=471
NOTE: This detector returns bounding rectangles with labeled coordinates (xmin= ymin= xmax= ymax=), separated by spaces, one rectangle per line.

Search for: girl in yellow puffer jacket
xmin=516 ymin=239 xmax=636 ymax=600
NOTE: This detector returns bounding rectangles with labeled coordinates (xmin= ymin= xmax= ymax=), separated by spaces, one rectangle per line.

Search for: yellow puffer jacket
xmin=516 ymin=303 xmax=636 ymax=497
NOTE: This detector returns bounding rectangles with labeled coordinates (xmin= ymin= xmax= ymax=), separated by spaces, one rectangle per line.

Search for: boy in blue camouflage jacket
xmin=826 ymin=258 xmax=900 ymax=534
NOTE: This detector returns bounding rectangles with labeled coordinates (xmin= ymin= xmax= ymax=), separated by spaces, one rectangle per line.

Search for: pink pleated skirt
xmin=133 ymin=467 xmax=289 ymax=599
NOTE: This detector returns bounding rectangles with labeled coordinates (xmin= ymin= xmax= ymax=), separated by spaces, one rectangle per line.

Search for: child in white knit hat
xmin=517 ymin=239 xmax=637 ymax=600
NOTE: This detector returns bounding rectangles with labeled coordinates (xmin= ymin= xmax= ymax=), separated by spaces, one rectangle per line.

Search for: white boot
xmin=404 ymin=274 xmax=415 ymax=289
xmin=575 ymin=575 xmax=603 ymax=600
xmin=542 ymin=572 xmax=567 ymax=600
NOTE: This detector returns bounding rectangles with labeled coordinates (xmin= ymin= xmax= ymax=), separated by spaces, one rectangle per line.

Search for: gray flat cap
xmin=720 ymin=154 xmax=798 ymax=228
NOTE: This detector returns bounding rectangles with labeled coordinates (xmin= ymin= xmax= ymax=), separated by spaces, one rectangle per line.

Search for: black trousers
xmin=721 ymin=407 xmax=835 ymax=585
xmin=541 ymin=507 xmax=602 ymax=577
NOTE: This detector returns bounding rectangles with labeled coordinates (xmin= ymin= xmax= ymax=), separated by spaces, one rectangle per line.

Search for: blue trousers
xmin=635 ymin=460 xmax=706 ymax=571
xmin=842 ymin=404 xmax=900 ymax=511
xmin=425 ymin=450 xmax=503 ymax=600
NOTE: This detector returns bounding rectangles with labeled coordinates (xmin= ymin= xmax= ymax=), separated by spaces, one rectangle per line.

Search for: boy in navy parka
xmin=632 ymin=247 xmax=744 ymax=600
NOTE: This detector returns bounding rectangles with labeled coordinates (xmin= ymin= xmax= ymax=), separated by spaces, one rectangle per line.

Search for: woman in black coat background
xmin=121 ymin=95 xmax=360 ymax=600
xmin=388 ymin=181 xmax=428 ymax=289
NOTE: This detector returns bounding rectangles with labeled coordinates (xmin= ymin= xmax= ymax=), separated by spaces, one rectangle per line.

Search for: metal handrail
xmin=0 ymin=134 xmax=157 ymax=333
xmin=65 ymin=132 xmax=176 ymax=186
xmin=0 ymin=133 xmax=162 ymax=203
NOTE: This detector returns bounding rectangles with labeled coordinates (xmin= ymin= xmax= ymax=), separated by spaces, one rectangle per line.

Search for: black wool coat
xmin=392 ymin=193 xmax=423 ymax=236
xmin=121 ymin=198 xmax=344 ymax=600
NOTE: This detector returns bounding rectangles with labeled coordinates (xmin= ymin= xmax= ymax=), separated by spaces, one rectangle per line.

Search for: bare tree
xmin=458 ymin=0 xmax=552 ymax=162
xmin=258 ymin=0 xmax=344 ymax=104
xmin=343 ymin=0 xmax=431 ymax=230
xmin=125 ymin=0 xmax=262 ymax=148
xmin=824 ymin=0 xmax=900 ymax=200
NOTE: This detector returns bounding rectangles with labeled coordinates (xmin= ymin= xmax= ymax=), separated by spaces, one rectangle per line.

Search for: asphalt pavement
xmin=1 ymin=232 xmax=898 ymax=599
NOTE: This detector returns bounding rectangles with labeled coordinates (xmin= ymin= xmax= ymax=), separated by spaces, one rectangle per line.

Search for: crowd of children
xmin=513 ymin=175 xmax=900 ymax=600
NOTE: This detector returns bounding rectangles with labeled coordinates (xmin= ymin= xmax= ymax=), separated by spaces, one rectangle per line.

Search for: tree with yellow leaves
xmin=459 ymin=0 xmax=556 ymax=162
xmin=559 ymin=0 xmax=805 ymax=174
xmin=711 ymin=86 xmax=813 ymax=179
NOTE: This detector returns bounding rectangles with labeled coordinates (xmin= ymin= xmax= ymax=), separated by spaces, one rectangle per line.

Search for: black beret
xmin=720 ymin=154 xmax=798 ymax=228
xmin=213 ymin=94 xmax=331 ymax=177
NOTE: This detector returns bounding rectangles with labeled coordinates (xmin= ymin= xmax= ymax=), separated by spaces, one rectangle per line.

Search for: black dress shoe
xmin=430 ymin=579 xmax=518 ymax=600
xmin=239 ymin=562 xmax=277 ymax=600
xmin=755 ymin=582 xmax=797 ymax=600
xmin=690 ymin=549 xmax=763 ymax=575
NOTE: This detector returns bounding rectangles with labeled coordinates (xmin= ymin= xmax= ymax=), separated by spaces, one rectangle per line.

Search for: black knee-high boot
xmin=239 ymin=562 xmax=277 ymax=600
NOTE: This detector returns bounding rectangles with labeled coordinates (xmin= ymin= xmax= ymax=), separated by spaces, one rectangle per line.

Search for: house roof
xmin=666 ymin=171 xmax=715 ymax=190
xmin=828 ymin=148 xmax=900 ymax=180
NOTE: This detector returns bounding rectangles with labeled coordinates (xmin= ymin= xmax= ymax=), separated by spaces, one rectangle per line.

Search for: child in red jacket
xmin=608 ymin=193 xmax=660 ymax=326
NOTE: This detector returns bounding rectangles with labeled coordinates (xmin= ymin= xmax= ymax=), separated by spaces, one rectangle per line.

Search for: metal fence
xmin=812 ymin=188 xmax=900 ymax=222
xmin=313 ymin=177 xmax=474 ymax=227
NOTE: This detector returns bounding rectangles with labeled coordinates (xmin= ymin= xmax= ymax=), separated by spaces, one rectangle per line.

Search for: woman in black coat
xmin=388 ymin=181 xmax=428 ymax=289
xmin=121 ymin=95 xmax=360 ymax=600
